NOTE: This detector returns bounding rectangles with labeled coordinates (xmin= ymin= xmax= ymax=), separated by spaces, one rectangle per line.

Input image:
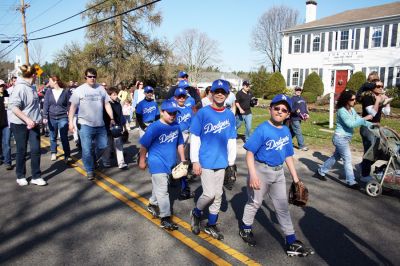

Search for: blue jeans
xmin=319 ymin=134 xmax=356 ymax=185
xmin=236 ymin=113 xmax=252 ymax=141
xmin=290 ymin=120 xmax=305 ymax=148
xmin=1 ymin=126 xmax=11 ymax=165
xmin=48 ymin=117 xmax=70 ymax=157
xmin=360 ymin=126 xmax=375 ymax=177
xmin=10 ymin=123 xmax=41 ymax=180
xmin=79 ymin=124 xmax=108 ymax=174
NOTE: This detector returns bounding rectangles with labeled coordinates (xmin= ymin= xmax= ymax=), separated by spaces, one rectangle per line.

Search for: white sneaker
xmin=360 ymin=176 xmax=373 ymax=182
xmin=31 ymin=178 xmax=47 ymax=186
xmin=119 ymin=163 xmax=128 ymax=169
xmin=16 ymin=178 xmax=29 ymax=186
xmin=51 ymin=153 xmax=57 ymax=161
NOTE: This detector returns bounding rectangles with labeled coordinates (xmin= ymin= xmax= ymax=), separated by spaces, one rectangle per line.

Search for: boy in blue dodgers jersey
xmin=174 ymin=87 xmax=195 ymax=200
xmin=135 ymin=86 xmax=160 ymax=139
xmin=173 ymin=80 xmax=196 ymax=109
xmin=239 ymin=94 xmax=314 ymax=257
xmin=190 ymin=79 xmax=237 ymax=240
xmin=139 ymin=99 xmax=185 ymax=230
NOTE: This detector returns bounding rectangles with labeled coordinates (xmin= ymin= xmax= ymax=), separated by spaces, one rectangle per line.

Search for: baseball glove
xmin=288 ymin=181 xmax=308 ymax=206
xmin=224 ymin=165 xmax=237 ymax=190
xmin=172 ymin=161 xmax=189 ymax=179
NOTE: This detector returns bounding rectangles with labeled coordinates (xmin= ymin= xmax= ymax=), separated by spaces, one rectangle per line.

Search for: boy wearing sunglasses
xmin=174 ymin=88 xmax=195 ymax=200
xmin=239 ymin=94 xmax=314 ymax=257
xmin=190 ymin=79 xmax=237 ymax=241
xmin=139 ymin=100 xmax=185 ymax=231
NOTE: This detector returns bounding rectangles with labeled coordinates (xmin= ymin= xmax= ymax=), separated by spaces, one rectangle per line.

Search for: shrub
xmin=265 ymin=72 xmax=286 ymax=99
xmin=315 ymin=93 xmax=331 ymax=106
xmin=283 ymin=87 xmax=294 ymax=96
xmin=302 ymin=72 xmax=324 ymax=103
xmin=346 ymin=71 xmax=366 ymax=91
xmin=385 ymin=86 xmax=400 ymax=108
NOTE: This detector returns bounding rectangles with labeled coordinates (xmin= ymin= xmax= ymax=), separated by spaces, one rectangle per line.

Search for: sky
xmin=0 ymin=0 xmax=398 ymax=72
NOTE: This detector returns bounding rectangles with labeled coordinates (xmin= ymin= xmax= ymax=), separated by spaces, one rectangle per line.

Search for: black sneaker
xmin=6 ymin=164 xmax=13 ymax=170
xmin=239 ymin=228 xmax=256 ymax=247
xmin=87 ymin=172 xmax=95 ymax=181
xmin=179 ymin=187 xmax=194 ymax=201
xmin=160 ymin=216 xmax=178 ymax=231
xmin=315 ymin=169 xmax=327 ymax=181
xmin=286 ymin=240 xmax=315 ymax=257
xmin=147 ymin=203 xmax=160 ymax=218
xmin=190 ymin=210 xmax=201 ymax=235
xmin=204 ymin=224 xmax=224 ymax=240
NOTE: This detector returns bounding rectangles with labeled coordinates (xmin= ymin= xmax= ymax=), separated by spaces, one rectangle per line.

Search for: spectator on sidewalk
xmin=290 ymin=86 xmax=310 ymax=151
xmin=0 ymin=80 xmax=12 ymax=170
xmin=235 ymin=80 xmax=254 ymax=142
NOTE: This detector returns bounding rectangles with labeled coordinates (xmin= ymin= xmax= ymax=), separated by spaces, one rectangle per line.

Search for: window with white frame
xmin=351 ymin=29 xmax=356 ymax=49
xmin=312 ymin=35 xmax=320 ymax=51
xmin=340 ymin=30 xmax=349 ymax=50
xmin=292 ymin=69 xmax=299 ymax=86
xmin=294 ymin=38 xmax=301 ymax=53
xmin=369 ymin=66 xmax=379 ymax=73
xmin=371 ymin=26 xmax=382 ymax=48
xmin=311 ymin=68 xmax=318 ymax=73
xmin=396 ymin=66 xmax=400 ymax=85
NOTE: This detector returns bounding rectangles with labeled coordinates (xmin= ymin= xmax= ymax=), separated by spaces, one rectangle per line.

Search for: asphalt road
xmin=0 ymin=129 xmax=399 ymax=265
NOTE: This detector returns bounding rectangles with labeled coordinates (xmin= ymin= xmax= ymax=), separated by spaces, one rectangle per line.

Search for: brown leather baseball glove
xmin=288 ymin=181 xmax=308 ymax=207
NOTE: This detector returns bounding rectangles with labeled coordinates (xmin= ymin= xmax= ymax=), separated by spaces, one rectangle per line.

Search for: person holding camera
xmin=235 ymin=80 xmax=257 ymax=142
xmin=290 ymin=86 xmax=310 ymax=151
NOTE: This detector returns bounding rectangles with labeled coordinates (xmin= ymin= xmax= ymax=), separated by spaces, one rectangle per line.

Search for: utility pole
xmin=18 ymin=0 xmax=30 ymax=65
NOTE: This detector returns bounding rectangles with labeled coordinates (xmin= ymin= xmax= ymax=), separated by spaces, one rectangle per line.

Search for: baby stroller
xmin=363 ymin=126 xmax=400 ymax=197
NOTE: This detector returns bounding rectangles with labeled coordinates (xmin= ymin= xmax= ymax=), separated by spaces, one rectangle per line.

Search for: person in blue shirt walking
xmin=139 ymin=100 xmax=185 ymax=231
xmin=174 ymin=87 xmax=194 ymax=200
xmin=189 ymin=79 xmax=237 ymax=241
xmin=239 ymin=94 xmax=315 ymax=257
xmin=317 ymin=90 xmax=373 ymax=187
xmin=290 ymin=86 xmax=310 ymax=151
xmin=135 ymin=86 xmax=160 ymax=139
xmin=171 ymin=80 xmax=196 ymax=110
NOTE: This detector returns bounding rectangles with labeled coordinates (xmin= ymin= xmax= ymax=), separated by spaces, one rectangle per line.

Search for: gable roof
xmin=284 ymin=1 xmax=400 ymax=33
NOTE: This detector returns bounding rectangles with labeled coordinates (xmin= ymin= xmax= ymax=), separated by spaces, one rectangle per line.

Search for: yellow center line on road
xmin=40 ymin=138 xmax=261 ymax=266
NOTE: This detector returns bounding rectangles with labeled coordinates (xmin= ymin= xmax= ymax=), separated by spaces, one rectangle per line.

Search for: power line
xmin=29 ymin=0 xmax=111 ymax=34
xmin=0 ymin=40 xmax=23 ymax=59
xmin=0 ymin=38 xmax=21 ymax=54
xmin=28 ymin=0 xmax=63 ymax=24
xmin=29 ymin=0 xmax=161 ymax=41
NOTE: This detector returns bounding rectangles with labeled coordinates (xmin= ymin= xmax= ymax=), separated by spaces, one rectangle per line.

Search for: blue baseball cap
xmin=178 ymin=80 xmax=189 ymax=89
xmin=174 ymin=87 xmax=187 ymax=97
xmin=144 ymin=86 xmax=154 ymax=93
xmin=161 ymin=99 xmax=179 ymax=113
xmin=270 ymin=94 xmax=292 ymax=111
xmin=178 ymin=71 xmax=188 ymax=78
xmin=211 ymin=79 xmax=230 ymax=94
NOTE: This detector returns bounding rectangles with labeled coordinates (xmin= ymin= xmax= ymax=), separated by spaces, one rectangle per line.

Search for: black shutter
xmin=305 ymin=69 xmax=309 ymax=78
xmin=301 ymin=35 xmax=305 ymax=53
xmin=328 ymin=32 xmax=333 ymax=51
xmin=388 ymin=67 xmax=394 ymax=87
xmin=307 ymin=34 xmax=311 ymax=53
xmin=335 ymin=31 xmax=338 ymax=50
xmin=287 ymin=69 xmax=291 ymax=86
xmin=288 ymin=36 xmax=293 ymax=54
xmin=299 ymin=69 xmax=303 ymax=86
xmin=380 ymin=67 xmax=386 ymax=84
xmin=362 ymin=67 xmax=367 ymax=75
xmin=391 ymin=23 xmax=398 ymax=47
xmin=383 ymin=24 xmax=389 ymax=47
xmin=321 ymin=32 xmax=325 ymax=52
xmin=364 ymin=26 xmax=370 ymax=49
xmin=319 ymin=69 xmax=323 ymax=79
xmin=355 ymin=29 xmax=361 ymax=50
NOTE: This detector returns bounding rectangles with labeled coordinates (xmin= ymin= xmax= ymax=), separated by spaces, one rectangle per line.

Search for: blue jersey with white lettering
xmin=136 ymin=99 xmax=159 ymax=123
xmin=185 ymin=96 xmax=195 ymax=108
xmin=140 ymin=120 xmax=184 ymax=174
xmin=190 ymin=105 xmax=236 ymax=169
xmin=244 ymin=121 xmax=294 ymax=166
xmin=176 ymin=104 xmax=193 ymax=132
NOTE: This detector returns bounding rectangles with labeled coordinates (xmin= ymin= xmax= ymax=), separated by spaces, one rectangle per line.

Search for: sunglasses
xmin=146 ymin=91 xmax=154 ymax=94
xmin=272 ymin=106 xmax=289 ymax=114
xmin=86 ymin=75 xmax=96 ymax=79
xmin=213 ymin=90 xmax=227 ymax=95
xmin=176 ymin=94 xmax=187 ymax=99
xmin=166 ymin=111 xmax=177 ymax=116
xmin=349 ymin=98 xmax=356 ymax=101
xmin=375 ymin=85 xmax=383 ymax=88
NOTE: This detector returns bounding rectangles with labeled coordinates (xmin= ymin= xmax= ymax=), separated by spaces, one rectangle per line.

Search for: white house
xmin=281 ymin=1 xmax=400 ymax=96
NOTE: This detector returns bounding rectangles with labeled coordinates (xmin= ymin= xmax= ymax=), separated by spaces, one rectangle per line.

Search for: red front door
xmin=335 ymin=70 xmax=348 ymax=98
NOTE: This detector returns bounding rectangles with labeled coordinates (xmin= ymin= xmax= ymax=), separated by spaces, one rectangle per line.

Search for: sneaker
xmin=31 ymin=178 xmax=47 ymax=186
xmin=16 ymin=178 xmax=29 ymax=186
xmin=119 ymin=163 xmax=128 ymax=170
xmin=360 ymin=176 xmax=373 ymax=182
xmin=64 ymin=157 xmax=73 ymax=164
xmin=316 ymin=168 xmax=327 ymax=181
xmin=160 ymin=216 xmax=178 ymax=231
xmin=347 ymin=182 xmax=360 ymax=189
xmin=190 ymin=210 xmax=201 ymax=235
xmin=286 ymin=240 xmax=315 ymax=257
xmin=6 ymin=164 xmax=13 ymax=170
xmin=87 ymin=172 xmax=95 ymax=181
xmin=147 ymin=203 xmax=160 ymax=218
xmin=300 ymin=147 xmax=309 ymax=151
xmin=204 ymin=224 xmax=224 ymax=240
xmin=239 ymin=228 xmax=256 ymax=247
xmin=51 ymin=153 xmax=57 ymax=161
xmin=179 ymin=187 xmax=194 ymax=201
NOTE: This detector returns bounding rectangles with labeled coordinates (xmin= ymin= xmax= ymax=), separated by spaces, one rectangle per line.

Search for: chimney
xmin=305 ymin=0 xmax=317 ymax=23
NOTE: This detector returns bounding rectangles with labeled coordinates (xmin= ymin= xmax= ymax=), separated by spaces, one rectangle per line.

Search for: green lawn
xmin=238 ymin=106 xmax=400 ymax=151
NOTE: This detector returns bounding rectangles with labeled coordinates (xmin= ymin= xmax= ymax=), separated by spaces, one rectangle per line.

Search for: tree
xmin=302 ymin=72 xmax=324 ymax=103
xmin=252 ymin=5 xmax=298 ymax=72
xmin=29 ymin=41 xmax=46 ymax=66
xmin=265 ymin=72 xmax=286 ymax=99
xmin=346 ymin=71 xmax=366 ymax=92
xmin=248 ymin=66 xmax=271 ymax=98
xmin=173 ymin=29 xmax=219 ymax=85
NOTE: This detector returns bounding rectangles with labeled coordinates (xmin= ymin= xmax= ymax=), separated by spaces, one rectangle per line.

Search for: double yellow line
xmin=40 ymin=138 xmax=261 ymax=266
